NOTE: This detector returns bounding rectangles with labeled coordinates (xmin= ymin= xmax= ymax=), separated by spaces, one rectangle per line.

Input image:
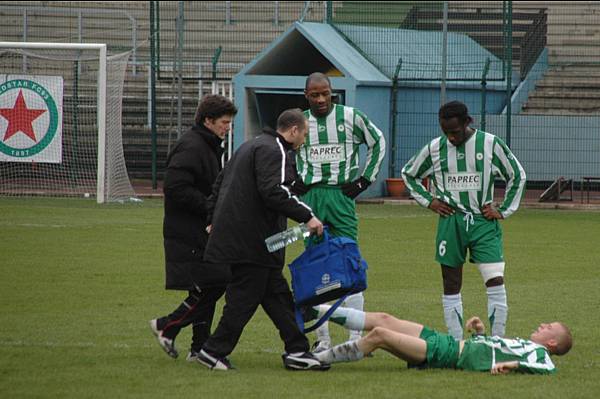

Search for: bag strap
xmin=295 ymin=292 xmax=350 ymax=334
xmin=306 ymin=226 xmax=330 ymax=247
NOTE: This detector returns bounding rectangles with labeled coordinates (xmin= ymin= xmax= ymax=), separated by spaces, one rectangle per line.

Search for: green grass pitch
xmin=1 ymin=198 xmax=599 ymax=398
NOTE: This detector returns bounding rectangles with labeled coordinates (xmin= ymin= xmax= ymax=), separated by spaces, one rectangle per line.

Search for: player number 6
xmin=438 ymin=240 xmax=447 ymax=256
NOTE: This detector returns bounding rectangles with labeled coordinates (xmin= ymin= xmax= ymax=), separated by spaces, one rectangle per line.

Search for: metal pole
xmin=325 ymin=1 xmax=332 ymax=23
xmin=176 ymin=1 xmax=184 ymax=139
xmin=226 ymin=1 xmax=232 ymax=25
xmin=147 ymin=63 xmax=152 ymax=128
xmin=505 ymin=0 xmax=513 ymax=147
xmin=150 ymin=1 xmax=158 ymax=189
xmin=300 ymin=1 xmax=311 ymax=22
xmin=480 ymin=58 xmax=490 ymax=131
xmin=77 ymin=12 xmax=82 ymax=76
xmin=78 ymin=11 xmax=82 ymax=42
xmin=212 ymin=46 xmax=222 ymax=81
xmin=71 ymin=59 xmax=80 ymax=186
xmin=389 ymin=57 xmax=402 ymax=178
xmin=274 ymin=1 xmax=279 ymax=26
xmin=96 ymin=44 xmax=107 ymax=203
xmin=156 ymin=1 xmax=161 ymax=80
xmin=132 ymin=19 xmax=137 ymax=76
xmin=440 ymin=1 xmax=448 ymax=106
xmin=22 ymin=9 xmax=28 ymax=73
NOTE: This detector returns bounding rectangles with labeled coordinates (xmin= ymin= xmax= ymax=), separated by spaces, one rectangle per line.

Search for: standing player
xmin=292 ymin=72 xmax=386 ymax=352
xmin=401 ymin=101 xmax=526 ymax=340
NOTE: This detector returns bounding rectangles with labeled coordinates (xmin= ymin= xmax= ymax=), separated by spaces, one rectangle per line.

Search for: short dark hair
xmin=305 ymin=72 xmax=331 ymax=91
xmin=195 ymin=94 xmax=237 ymax=126
xmin=277 ymin=108 xmax=306 ymax=132
xmin=439 ymin=101 xmax=471 ymax=124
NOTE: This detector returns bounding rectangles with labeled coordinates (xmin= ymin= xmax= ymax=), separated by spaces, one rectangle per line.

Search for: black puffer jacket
xmin=163 ymin=124 xmax=231 ymax=290
xmin=204 ymin=128 xmax=314 ymax=268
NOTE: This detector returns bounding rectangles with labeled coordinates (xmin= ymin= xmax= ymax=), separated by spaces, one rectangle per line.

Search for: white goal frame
xmin=0 ymin=42 xmax=108 ymax=203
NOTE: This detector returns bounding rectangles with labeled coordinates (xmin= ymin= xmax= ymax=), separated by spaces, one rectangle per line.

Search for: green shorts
xmin=301 ymin=185 xmax=358 ymax=241
xmin=435 ymin=212 xmax=504 ymax=267
xmin=420 ymin=327 xmax=460 ymax=369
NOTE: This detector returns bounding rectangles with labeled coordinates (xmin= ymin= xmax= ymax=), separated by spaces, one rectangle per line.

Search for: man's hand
xmin=491 ymin=361 xmax=519 ymax=375
xmin=465 ymin=316 xmax=485 ymax=335
xmin=205 ymin=224 xmax=212 ymax=234
xmin=341 ymin=177 xmax=371 ymax=199
xmin=428 ymin=199 xmax=455 ymax=217
xmin=481 ymin=204 xmax=503 ymax=220
xmin=306 ymin=216 xmax=324 ymax=236
xmin=290 ymin=179 xmax=310 ymax=196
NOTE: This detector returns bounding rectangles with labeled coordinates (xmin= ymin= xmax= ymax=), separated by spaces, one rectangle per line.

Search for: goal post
xmin=0 ymin=42 xmax=134 ymax=203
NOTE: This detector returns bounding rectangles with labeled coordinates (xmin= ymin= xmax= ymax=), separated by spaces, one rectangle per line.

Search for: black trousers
xmin=202 ymin=263 xmax=309 ymax=357
xmin=158 ymin=285 xmax=226 ymax=352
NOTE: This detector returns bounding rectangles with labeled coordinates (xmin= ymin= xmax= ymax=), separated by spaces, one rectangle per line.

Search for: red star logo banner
xmin=0 ymin=90 xmax=46 ymax=142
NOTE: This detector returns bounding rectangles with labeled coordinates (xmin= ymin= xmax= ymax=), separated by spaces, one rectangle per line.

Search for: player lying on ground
xmin=306 ymin=305 xmax=571 ymax=374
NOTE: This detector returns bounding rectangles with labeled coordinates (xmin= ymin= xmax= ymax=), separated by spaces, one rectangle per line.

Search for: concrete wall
xmin=487 ymin=115 xmax=600 ymax=181
xmin=353 ymin=85 xmax=391 ymax=198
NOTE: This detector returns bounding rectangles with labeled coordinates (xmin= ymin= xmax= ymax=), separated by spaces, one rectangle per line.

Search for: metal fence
xmin=326 ymin=1 xmax=600 ymax=201
xmin=1 ymin=1 xmax=599 ymax=201
xmin=153 ymin=1 xmax=328 ymax=81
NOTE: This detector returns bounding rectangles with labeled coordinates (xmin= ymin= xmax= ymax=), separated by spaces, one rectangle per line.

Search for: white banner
xmin=0 ymin=75 xmax=63 ymax=163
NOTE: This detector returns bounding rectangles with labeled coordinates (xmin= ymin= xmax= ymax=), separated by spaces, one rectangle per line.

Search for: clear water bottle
xmin=264 ymin=223 xmax=311 ymax=253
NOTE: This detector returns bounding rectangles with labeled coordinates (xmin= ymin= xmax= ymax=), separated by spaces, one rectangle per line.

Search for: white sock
xmin=442 ymin=293 xmax=464 ymax=340
xmin=343 ymin=293 xmax=364 ymax=339
xmin=315 ymin=340 xmax=364 ymax=364
xmin=487 ymin=285 xmax=508 ymax=337
xmin=315 ymin=305 xmax=366 ymax=331
xmin=315 ymin=321 xmax=330 ymax=345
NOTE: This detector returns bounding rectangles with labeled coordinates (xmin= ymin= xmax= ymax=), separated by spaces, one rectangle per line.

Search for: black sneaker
xmin=149 ymin=319 xmax=178 ymax=359
xmin=282 ymin=352 xmax=330 ymax=371
xmin=196 ymin=349 xmax=235 ymax=371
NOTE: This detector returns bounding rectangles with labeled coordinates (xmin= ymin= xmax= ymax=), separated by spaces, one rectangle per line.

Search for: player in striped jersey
xmin=401 ymin=101 xmax=526 ymax=340
xmin=309 ymin=305 xmax=572 ymax=374
xmin=292 ymin=73 xmax=386 ymax=352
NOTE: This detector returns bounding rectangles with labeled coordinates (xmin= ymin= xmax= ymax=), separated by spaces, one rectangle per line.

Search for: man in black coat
xmin=150 ymin=94 xmax=237 ymax=361
xmin=196 ymin=109 xmax=326 ymax=371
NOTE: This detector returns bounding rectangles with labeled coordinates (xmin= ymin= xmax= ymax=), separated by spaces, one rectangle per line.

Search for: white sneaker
xmin=186 ymin=350 xmax=199 ymax=362
xmin=311 ymin=340 xmax=332 ymax=354
xmin=196 ymin=349 xmax=235 ymax=371
xmin=149 ymin=319 xmax=179 ymax=359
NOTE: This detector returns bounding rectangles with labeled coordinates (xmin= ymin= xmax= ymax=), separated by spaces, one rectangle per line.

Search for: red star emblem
xmin=0 ymin=90 xmax=46 ymax=142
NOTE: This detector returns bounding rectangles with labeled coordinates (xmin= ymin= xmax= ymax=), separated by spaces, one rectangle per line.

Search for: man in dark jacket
xmin=196 ymin=109 xmax=326 ymax=371
xmin=150 ymin=94 xmax=237 ymax=361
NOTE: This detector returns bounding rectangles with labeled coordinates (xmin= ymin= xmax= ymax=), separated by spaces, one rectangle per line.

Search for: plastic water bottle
xmin=265 ymin=223 xmax=311 ymax=253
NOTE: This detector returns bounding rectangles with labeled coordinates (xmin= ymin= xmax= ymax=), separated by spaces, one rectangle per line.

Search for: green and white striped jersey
xmin=458 ymin=335 xmax=556 ymax=374
xmin=296 ymin=104 xmax=386 ymax=186
xmin=401 ymin=130 xmax=526 ymax=218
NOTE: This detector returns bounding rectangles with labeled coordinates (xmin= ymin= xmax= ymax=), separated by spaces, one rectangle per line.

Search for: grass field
xmin=1 ymin=198 xmax=599 ymax=398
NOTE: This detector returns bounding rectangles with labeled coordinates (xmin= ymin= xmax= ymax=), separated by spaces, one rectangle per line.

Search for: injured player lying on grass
xmin=304 ymin=305 xmax=571 ymax=374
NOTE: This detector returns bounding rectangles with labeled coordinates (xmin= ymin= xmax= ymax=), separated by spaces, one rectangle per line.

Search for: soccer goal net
xmin=0 ymin=42 xmax=135 ymax=203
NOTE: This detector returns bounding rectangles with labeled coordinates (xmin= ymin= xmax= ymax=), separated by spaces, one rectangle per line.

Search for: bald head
xmin=305 ymin=72 xmax=331 ymax=91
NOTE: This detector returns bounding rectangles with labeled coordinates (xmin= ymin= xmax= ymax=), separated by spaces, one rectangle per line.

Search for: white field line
xmin=0 ymin=340 xmax=281 ymax=353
